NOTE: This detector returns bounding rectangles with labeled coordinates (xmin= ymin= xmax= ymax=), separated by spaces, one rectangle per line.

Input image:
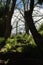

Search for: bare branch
xmin=35 ymin=16 xmax=43 ymax=23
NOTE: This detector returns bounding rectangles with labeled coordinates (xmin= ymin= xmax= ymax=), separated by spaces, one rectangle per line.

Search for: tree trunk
xmin=4 ymin=16 xmax=12 ymax=38
xmin=24 ymin=0 xmax=43 ymax=52
xmin=25 ymin=20 xmax=29 ymax=34
xmin=25 ymin=10 xmax=43 ymax=51
xmin=4 ymin=0 xmax=16 ymax=38
xmin=0 ymin=0 xmax=16 ymax=49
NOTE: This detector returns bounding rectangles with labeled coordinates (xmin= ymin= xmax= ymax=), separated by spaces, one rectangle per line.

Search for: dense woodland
xmin=0 ymin=0 xmax=43 ymax=64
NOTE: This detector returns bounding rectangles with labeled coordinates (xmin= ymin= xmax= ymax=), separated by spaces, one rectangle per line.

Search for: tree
xmin=16 ymin=0 xmax=43 ymax=34
xmin=4 ymin=0 xmax=16 ymax=38
xmin=0 ymin=0 xmax=17 ymax=49
xmin=24 ymin=0 xmax=43 ymax=52
xmin=0 ymin=0 xmax=6 ymax=37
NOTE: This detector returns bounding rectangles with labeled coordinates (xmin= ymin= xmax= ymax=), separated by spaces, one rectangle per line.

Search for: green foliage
xmin=0 ymin=34 xmax=36 ymax=53
xmin=0 ymin=37 xmax=5 ymax=43
xmin=0 ymin=22 xmax=43 ymax=54
xmin=39 ymin=31 xmax=43 ymax=36
xmin=39 ymin=24 xmax=43 ymax=32
xmin=0 ymin=32 xmax=43 ymax=57
xmin=38 ymin=23 xmax=43 ymax=36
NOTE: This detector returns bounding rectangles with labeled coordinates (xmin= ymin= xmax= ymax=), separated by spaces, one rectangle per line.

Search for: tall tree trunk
xmin=24 ymin=0 xmax=43 ymax=52
xmin=4 ymin=0 xmax=16 ymax=38
xmin=25 ymin=20 xmax=29 ymax=34
xmin=23 ymin=0 xmax=29 ymax=34
xmin=0 ymin=0 xmax=16 ymax=49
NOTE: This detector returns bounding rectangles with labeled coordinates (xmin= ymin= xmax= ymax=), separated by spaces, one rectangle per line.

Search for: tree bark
xmin=24 ymin=0 xmax=43 ymax=51
xmin=25 ymin=20 xmax=29 ymax=34
xmin=4 ymin=0 xmax=16 ymax=38
xmin=0 ymin=0 xmax=16 ymax=49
